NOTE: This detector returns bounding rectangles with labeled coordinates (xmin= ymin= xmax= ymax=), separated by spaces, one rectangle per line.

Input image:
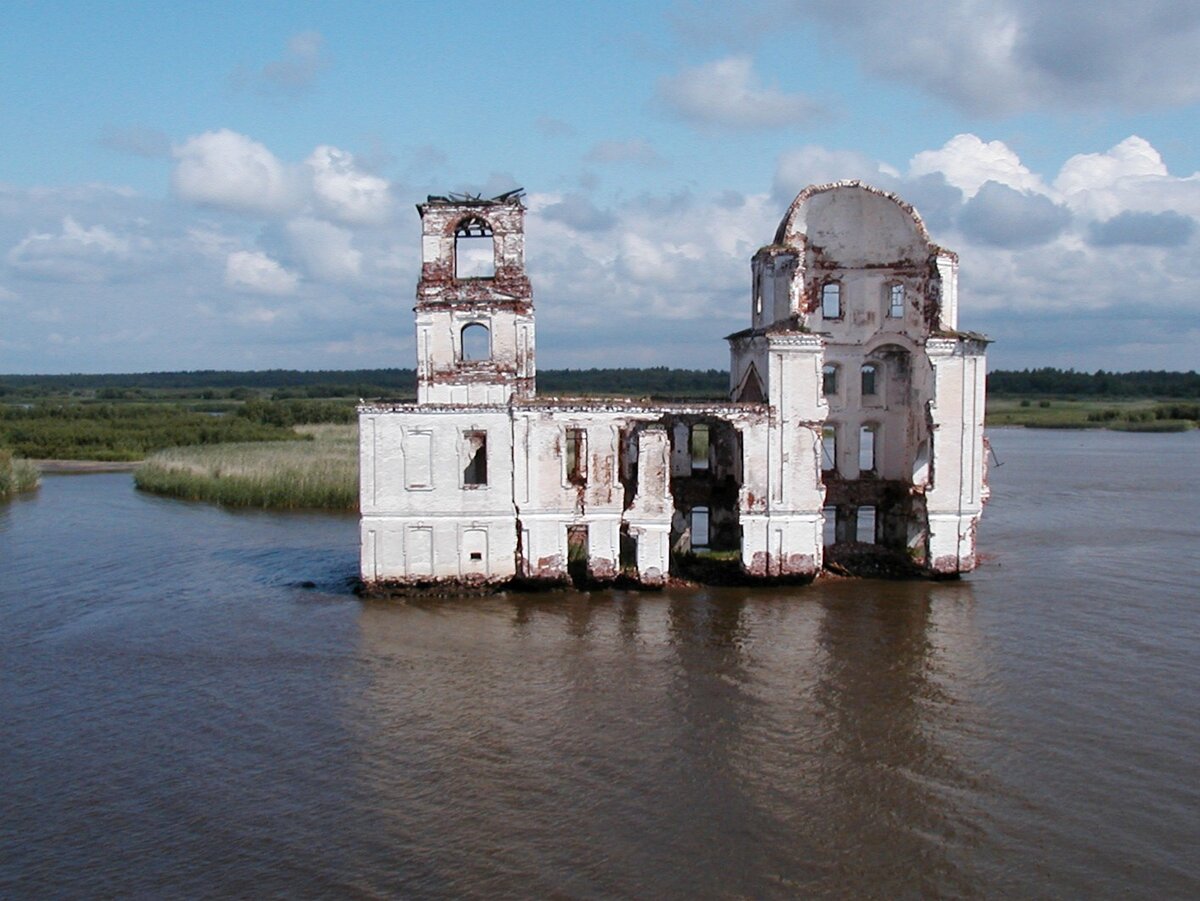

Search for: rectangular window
xmin=861 ymin=364 xmax=878 ymax=397
xmin=691 ymin=507 xmax=710 ymax=549
xmin=859 ymin=425 xmax=876 ymax=473
xmin=821 ymin=426 xmax=837 ymax=473
xmin=565 ymin=428 xmax=587 ymax=485
xmin=407 ymin=527 xmax=434 ymax=577
xmin=823 ymin=506 xmax=837 ymax=546
xmin=888 ymin=283 xmax=905 ymax=318
xmin=690 ymin=424 xmax=710 ymax=472
xmin=462 ymin=431 xmax=487 ymax=486
xmin=822 ymin=364 xmax=838 ymax=396
xmin=858 ymin=506 xmax=876 ymax=544
xmin=405 ymin=431 xmax=433 ymax=489
xmin=822 ymin=283 xmax=841 ymax=318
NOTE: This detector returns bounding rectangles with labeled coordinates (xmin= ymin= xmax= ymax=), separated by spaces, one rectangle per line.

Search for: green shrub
xmin=236 ymin=398 xmax=356 ymax=428
xmin=0 ymin=448 xmax=40 ymax=497
xmin=1110 ymin=419 xmax=1195 ymax=433
xmin=0 ymin=403 xmax=303 ymax=460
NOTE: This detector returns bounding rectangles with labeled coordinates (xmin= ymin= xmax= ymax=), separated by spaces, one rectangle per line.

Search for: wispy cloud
xmin=225 ymin=250 xmax=299 ymax=295
xmin=99 ymin=124 xmax=171 ymax=159
xmin=232 ymin=30 xmax=330 ymax=97
xmin=584 ymin=139 xmax=664 ymax=166
xmin=658 ymin=56 xmax=823 ymax=129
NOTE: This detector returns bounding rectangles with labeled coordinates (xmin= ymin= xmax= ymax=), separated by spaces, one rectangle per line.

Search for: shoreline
xmin=32 ymin=459 xmax=142 ymax=473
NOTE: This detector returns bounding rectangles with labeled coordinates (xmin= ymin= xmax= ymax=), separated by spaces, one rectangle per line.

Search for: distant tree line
xmin=2 ymin=366 xmax=1196 ymax=400
xmin=986 ymin=369 xmax=1199 ymax=398
xmin=0 ymin=367 xmax=730 ymax=400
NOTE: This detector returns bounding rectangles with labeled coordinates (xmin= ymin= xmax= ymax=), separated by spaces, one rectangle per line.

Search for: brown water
xmin=2 ymin=429 xmax=1197 ymax=899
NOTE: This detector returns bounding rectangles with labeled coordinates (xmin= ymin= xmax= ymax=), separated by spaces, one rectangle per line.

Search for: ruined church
xmin=358 ymin=181 xmax=988 ymax=591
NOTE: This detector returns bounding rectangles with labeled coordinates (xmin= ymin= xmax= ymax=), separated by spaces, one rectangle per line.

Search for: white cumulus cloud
xmin=172 ymin=129 xmax=301 ymax=216
xmin=909 ymin=134 xmax=1048 ymax=199
xmin=225 ymin=250 xmax=298 ymax=295
xmin=306 ymin=146 xmax=391 ymax=225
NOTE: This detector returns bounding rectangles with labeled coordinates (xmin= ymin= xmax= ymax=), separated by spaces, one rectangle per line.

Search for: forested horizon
xmin=1 ymin=366 xmax=1198 ymax=399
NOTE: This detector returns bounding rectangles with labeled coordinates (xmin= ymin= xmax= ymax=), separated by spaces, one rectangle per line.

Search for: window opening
xmin=462 ymin=431 xmax=487 ymax=486
xmin=859 ymin=425 xmax=877 ymax=473
xmin=567 ymin=525 xmax=589 ymax=586
xmin=405 ymin=431 xmax=433 ymax=489
xmin=565 ymin=428 xmax=587 ymax=485
xmin=861 ymin=363 xmax=878 ymax=397
xmin=691 ymin=507 xmax=710 ymax=549
xmin=888 ymin=283 xmax=905 ymax=318
xmin=454 ymin=216 xmax=494 ymax=279
xmin=912 ymin=439 xmax=930 ymax=483
xmin=858 ymin=506 xmax=876 ymax=544
xmin=821 ymin=426 xmax=837 ymax=473
xmin=823 ymin=506 xmax=837 ymax=546
xmin=822 ymin=282 xmax=841 ymax=319
xmin=689 ymin=423 xmax=710 ymax=472
xmin=619 ymin=527 xmax=637 ymax=573
xmin=822 ymin=364 xmax=839 ymax=396
xmin=461 ymin=323 xmax=490 ymax=361
xmin=737 ymin=365 xmax=764 ymax=402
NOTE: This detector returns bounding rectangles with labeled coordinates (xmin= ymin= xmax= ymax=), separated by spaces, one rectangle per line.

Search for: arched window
xmin=861 ymin=363 xmax=878 ymax=397
xmin=859 ymin=424 xmax=877 ymax=473
xmin=822 ymin=363 xmax=839 ymax=396
xmin=821 ymin=282 xmax=842 ymax=319
xmin=461 ymin=323 xmax=490 ymax=361
xmin=454 ymin=216 xmax=495 ymax=279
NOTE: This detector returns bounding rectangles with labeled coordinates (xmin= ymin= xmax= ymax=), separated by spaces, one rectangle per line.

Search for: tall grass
xmin=0 ymin=403 xmax=304 ymax=461
xmin=0 ymin=449 xmax=40 ymax=497
xmin=135 ymin=425 xmax=358 ymax=510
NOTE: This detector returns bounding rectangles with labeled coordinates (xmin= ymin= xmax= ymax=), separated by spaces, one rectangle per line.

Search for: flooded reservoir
xmin=1 ymin=428 xmax=1197 ymax=898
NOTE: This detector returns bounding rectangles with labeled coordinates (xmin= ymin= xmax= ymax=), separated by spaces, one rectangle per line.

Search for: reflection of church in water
xmin=358 ymin=181 xmax=988 ymax=592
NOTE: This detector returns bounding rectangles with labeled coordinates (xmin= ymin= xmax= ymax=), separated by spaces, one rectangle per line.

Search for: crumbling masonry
xmin=359 ymin=181 xmax=989 ymax=591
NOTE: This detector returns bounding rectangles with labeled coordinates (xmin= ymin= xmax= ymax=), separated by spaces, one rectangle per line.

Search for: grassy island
xmin=0 ymin=449 xmax=39 ymax=498
xmin=135 ymin=425 xmax=358 ymax=510
xmin=987 ymin=398 xmax=1198 ymax=431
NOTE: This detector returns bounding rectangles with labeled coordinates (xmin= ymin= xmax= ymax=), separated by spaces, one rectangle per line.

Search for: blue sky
xmin=3 ymin=0 xmax=1199 ymax=374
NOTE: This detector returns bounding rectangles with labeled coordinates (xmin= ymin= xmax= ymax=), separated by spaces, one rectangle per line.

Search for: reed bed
xmin=135 ymin=425 xmax=358 ymax=510
xmin=0 ymin=449 xmax=40 ymax=498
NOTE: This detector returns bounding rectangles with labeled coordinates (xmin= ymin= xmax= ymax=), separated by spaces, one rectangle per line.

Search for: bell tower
xmin=414 ymin=189 xmax=536 ymax=405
